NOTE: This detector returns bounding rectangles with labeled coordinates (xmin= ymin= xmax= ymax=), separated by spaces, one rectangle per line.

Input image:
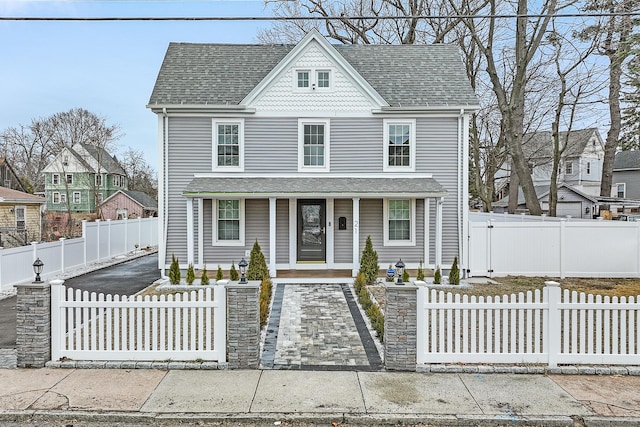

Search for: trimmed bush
xmin=216 ymin=265 xmax=224 ymax=281
xmin=230 ymin=262 xmax=239 ymax=281
xmin=359 ymin=235 xmax=379 ymax=284
xmin=247 ymin=240 xmax=269 ymax=281
xmin=259 ymin=277 xmax=273 ymax=327
xmin=169 ymin=255 xmax=181 ymax=285
xmin=200 ymin=265 xmax=210 ymax=286
xmin=366 ymin=304 xmax=384 ymax=341
xmin=434 ymin=267 xmax=441 ymax=284
xmin=449 ymin=257 xmax=460 ymax=285
xmin=353 ymin=274 xmax=385 ymax=342
xmin=417 ymin=259 xmax=425 ymax=281
xmin=402 ymin=269 xmax=410 ymax=283
xmin=186 ymin=263 xmax=195 ymax=285
xmin=354 ymin=272 xmax=366 ymax=294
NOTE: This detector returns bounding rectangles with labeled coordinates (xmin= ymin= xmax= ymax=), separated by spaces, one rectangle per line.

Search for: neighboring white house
xmin=147 ymin=30 xmax=479 ymax=276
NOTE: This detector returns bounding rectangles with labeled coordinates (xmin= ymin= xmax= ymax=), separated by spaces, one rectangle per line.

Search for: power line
xmin=1 ymin=11 xmax=639 ymax=21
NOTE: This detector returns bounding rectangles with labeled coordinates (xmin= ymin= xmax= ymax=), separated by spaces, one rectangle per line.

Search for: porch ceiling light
xmin=238 ymin=257 xmax=248 ymax=284
xmin=395 ymin=259 xmax=405 ymax=285
xmin=33 ymin=257 xmax=44 ymax=284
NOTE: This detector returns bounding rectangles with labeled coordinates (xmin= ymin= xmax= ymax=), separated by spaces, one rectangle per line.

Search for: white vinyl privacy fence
xmin=468 ymin=214 xmax=640 ymax=278
xmin=51 ymin=283 xmax=226 ymax=362
xmin=417 ymin=282 xmax=640 ymax=367
xmin=0 ymin=218 xmax=158 ymax=292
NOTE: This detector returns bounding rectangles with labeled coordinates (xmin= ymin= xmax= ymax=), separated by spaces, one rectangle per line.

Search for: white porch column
xmin=197 ymin=198 xmax=204 ymax=268
xmin=352 ymin=197 xmax=360 ymax=276
xmin=186 ymin=197 xmax=194 ymax=266
xmin=424 ymin=198 xmax=430 ymax=268
xmin=435 ymin=197 xmax=443 ymax=269
xmin=269 ymin=197 xmax=277 ymax=278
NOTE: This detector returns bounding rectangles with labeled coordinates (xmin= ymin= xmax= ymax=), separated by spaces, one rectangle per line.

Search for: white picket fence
xmin=0 ymin=217 xmax=158 ymax=292
xmin=51 ymin=282 xmax=226 ymax=362
xmin=417 ymin=282 xmax=640 ymax=367
xmin=468 ymin=216 xmax=640 ymax=278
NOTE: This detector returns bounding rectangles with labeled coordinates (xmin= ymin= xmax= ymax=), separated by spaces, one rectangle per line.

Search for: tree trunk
xmin=601 ymin=54 xmax=623 ymax=197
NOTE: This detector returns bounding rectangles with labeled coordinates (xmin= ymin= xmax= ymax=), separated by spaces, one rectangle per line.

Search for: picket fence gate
xmin=417 ymin=282 xmax=640 ymax=367
xmin=51 ymin=282 xmax=226 ymax=362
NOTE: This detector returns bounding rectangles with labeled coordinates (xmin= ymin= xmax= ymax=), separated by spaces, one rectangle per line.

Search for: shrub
xmin=354 ymin=272 xmax=366 ymax=294
xmin=359 ymin=235 xmax=379 ymax=284
xmin=200 ymin=265 xmax=210 ymax=286
xmin=434 ymin=267 xmax=441 ymax=284
xmin=216 ymin=265 xmax=224 ymax=281
xmin=353 ymin=274 xmax=385 ymax=342
xmin=402 ymin=269 xmax=410 ymax=283
xmin=366 ymin=304 xmax=384 ymax=341
xmin=417 ymin=259 xmax=425 ymax=281
xmin=259 ymin=277 xmax=273 ymax=327
xmin=247 ymin=240 xmax=269 ymax=281
xmin=186 ymin=263 xmax=195 ymax=285
xmin=449 ymin=257 xmax=460 ymax=285
xmin=230 ymin=262 xmax=239 ymax=281
xmin=169 ymin=255 xmax=181 ymax=285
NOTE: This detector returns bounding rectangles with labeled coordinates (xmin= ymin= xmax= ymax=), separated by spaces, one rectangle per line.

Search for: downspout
xmin=159 ymin=107 xmax=169 ymax=277
xmin=457 ymin=109 xmax=464 ymax=275
xmin=459 ymin=108 xmax=470 ymax=278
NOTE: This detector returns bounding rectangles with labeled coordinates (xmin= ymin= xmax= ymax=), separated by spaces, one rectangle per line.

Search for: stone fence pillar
xmin=15 ymin=280 xmax=56 ymax=368
xmin=384 ymin=283 xmax=418 ymax=371
xmin=225 ymin=280 xmax=261 ymax=369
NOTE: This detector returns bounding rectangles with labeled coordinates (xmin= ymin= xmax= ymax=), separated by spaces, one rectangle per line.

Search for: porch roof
xmin=183 ymin=176 xmax=448 ymax=198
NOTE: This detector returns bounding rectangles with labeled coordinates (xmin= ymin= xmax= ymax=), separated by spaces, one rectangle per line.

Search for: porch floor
xmin=275 ymin=269 xmax=353 ymax=279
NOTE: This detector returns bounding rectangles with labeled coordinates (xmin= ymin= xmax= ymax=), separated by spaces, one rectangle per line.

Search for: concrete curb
xmin=417 ymin=364 xmax=640 ymax=376
xmin=1 ymin=410 xmax=638 ymax=426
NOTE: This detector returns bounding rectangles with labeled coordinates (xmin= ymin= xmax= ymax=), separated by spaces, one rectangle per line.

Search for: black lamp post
xmin=395 ymin=259 xmax=405 ymax=285
xmin=238 ymin=257 xmax=248 ymax=284
xmin=32 ymin=258 xmax=44 ymax=283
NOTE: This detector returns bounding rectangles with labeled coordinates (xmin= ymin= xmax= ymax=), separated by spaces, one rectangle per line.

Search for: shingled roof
xmin=614 ymin=151 xmax=640 ymax=170
xmin=148 ymin=39 xmax=478 ymax=108
xmin=522 ymin=128 xmax=601 ymax=161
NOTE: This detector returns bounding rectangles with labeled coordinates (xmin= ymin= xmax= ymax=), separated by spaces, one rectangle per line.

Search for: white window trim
xmin=60 ymin=193 xmax=66 ymax=203
xmin=298 ymin=118 xmax=330 ymax=172
xmin=52 ymin=173 xmax=60 ymax=185
xmin=66 ymin=174 xmax=73 ymax=185
xmin=212 ymin=198 xmax=245 ymax=246
xmin=294 ymin=68 xmax=333 ymax=91
xmin=383 ymin=119 xmax=416 ymax=172
xmin=565 ymin=162 xmax=574 ymax=175
xmin=616 ymin=183 xmax=626 ymax=198
xmin=383 ymin=198 xmax=416 ymax=247
xmin=73 ymin=191 xmax=81 ymax=204
xmin=212 ymin=119 xmax=245 ymax=172
xmin=52 ymin=192 xmax=60 ymax=204
xmin=95 ymin=174 xmax=102 ymax=186
xmin=15 ymin=205 xmax=26 ymax=224
xmin=586 ymin=161 xmax=591 ymax=175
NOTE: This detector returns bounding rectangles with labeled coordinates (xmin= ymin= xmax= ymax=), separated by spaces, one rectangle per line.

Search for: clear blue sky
xmin=0 ymin=0 xmax=273 ymax=169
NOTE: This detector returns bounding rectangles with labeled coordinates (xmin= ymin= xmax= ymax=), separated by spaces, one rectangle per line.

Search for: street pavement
xmin=1 ymin=368 xmax=639 ymax=426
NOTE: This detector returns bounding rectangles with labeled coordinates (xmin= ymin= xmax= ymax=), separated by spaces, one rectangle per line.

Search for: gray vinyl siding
xmin=359 ymin=199 xmax=425 ymax=266
xmin=244 ymin=118 xmax=298 ymax=172
xmin=165 ymin=117 xmax=212 ymax=265
xmin=613 ymin=170 xmax=640 ymax=199
xmin=330 ymin=120 xmax=383 ymax=171
xmin=276 ymin=199 xmax=289 ymax=263
xmin=334 ymin=199 xmax=353 ymax=263
xmin=416 ymin=117 xmax=459 ymax=266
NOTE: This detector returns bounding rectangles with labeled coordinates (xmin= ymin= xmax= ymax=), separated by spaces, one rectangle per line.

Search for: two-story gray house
xmin=147 ymin=31 xmax=478 ymax=277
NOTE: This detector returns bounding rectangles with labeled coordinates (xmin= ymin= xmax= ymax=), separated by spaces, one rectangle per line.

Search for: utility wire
xmin=1 ymin=12 xmax=640 ymax=21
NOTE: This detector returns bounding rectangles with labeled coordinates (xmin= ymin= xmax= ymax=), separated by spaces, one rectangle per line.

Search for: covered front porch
xmin=181 ymin=175 xmax=448 ymax=277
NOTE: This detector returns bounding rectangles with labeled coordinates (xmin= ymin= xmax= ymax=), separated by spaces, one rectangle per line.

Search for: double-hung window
xmin=52 ymin=174 xmax=60 ymax=185
xmin=66 ymin=174 xmax=73 ymax=185
xmin=73 ymin=192 xmax=81 ymax=204
xmin=565 ymin=162 xmax=574 ymax=175
xmin=383 ymin=119 xmax=416 ymax=172
xmin=383 ymin=199 xmax=416 ymax=246
xmin=213 ymin=199 xmax=245 ymax=246
xmin=616 ymin=183 xmax=626 ymax=198
xmin=298 ymin=119 xmax=330 ymax=171
xmin=52 ymin=192 xmax=60 ymax=204
xmin=15 ymin=206 xmax=25 ymax=231
xmin=212 ymin=119 xmax=244 ymax=171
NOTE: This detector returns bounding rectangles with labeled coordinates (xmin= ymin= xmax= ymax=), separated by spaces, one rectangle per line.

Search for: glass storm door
xmin=297 ymin=200 xmax=326 ymax=262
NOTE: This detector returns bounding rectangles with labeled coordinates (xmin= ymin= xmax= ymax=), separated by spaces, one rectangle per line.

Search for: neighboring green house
xmin=43 ymin=143 xmax=128 ymax=215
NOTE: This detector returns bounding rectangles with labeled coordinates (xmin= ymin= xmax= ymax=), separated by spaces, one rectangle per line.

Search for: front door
xmin=297 ymin=200 xmax=326 ymax=262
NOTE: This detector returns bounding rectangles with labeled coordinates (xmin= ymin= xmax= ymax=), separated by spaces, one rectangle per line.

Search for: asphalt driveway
xmin=0 ymin=253 xmax=160 ymax=349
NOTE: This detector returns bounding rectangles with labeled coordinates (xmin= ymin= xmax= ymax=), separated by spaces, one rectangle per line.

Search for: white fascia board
xmin=240 ymin=30 xmax=389 ymax=108
xmin=147 ymin=104 xmax=256 ymax=115
xmin=373 ymin=105 xmax=480 ymax=114
xmin=192 ymin=172 xmax=434 ymax=179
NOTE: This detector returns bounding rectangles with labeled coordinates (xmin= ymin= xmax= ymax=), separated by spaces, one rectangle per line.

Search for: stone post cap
xmin=544 ymin=281 xmax=560 ymax=287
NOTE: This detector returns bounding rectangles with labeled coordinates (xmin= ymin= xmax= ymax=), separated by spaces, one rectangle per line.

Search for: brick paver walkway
xmin=261 ymin=283 xmax=382 ymax=370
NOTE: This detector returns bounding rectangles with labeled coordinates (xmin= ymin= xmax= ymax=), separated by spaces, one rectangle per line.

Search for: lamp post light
xmin=395 ymin=259 xmax=405 ymax=285
xmin=32 ymin=258 xmax=44 ymax=284
xmin=238 ymin=257 xmax=248 ymax=284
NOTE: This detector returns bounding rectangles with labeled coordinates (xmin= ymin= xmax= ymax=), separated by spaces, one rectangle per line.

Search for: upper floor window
xmin=95 ymin=174 xmax=103 ymax=187
xmin=317 ymin=70 xmax=330 ymax=88
xmin=383 ymin=198 xmax=416 ymax=246
xmin=297 ymin=71 xmax=310 ymax=88
xmin=616 ymin=183 xmax=626 ymax=198
xmin=65 ymin=174 xmax=73 ymax=185
xmin=213 ymin=120 xmax=244 ymax=171
xmin=73 ymin=192 xmax=81 ymax=204
xmin=298 ymin=119 xmax=330 ymax=172
xmin=213 ymin=199 xmax=245 ymax=246
xmin=586 ymin=162 xmax=591 ymax=175
xmin=52 ymin=174 xmax=60 ymax=185
xmin=383 ymin=119 xmax=416 ymax=172
xmin=565 ymin=162 xmax=573 ymax=175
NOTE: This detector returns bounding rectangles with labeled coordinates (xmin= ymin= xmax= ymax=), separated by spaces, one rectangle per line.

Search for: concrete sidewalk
xmin=1 ymin=369 xmax=639 ymax=426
